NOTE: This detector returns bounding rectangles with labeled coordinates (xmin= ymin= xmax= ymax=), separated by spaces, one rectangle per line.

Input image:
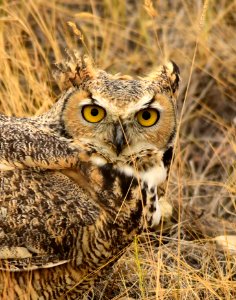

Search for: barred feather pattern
xmin=0 ymin=50 xmax=180 ymax=298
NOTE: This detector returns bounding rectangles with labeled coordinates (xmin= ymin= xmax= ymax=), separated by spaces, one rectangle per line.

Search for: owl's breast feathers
xmin=0 ymin=163 xmax=143 ymax=272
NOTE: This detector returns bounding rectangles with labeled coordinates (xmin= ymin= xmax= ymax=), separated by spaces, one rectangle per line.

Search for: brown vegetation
xmin=0 ymin=0 xmax=235 ymax=299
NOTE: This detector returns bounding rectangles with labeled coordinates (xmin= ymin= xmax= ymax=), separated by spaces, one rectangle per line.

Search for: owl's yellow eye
xmin=82 ymin=105 xmax=106 ymax=123
xmin=136 ymin=108 xmax=160 ymax=127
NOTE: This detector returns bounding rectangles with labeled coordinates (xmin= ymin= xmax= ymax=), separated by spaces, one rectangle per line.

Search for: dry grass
xmin=0 ymin=0 xmax=236 ymax=299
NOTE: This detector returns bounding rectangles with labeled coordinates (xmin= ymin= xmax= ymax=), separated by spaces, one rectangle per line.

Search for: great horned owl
xmin=0 ymin=50 xmax=180 ymax=299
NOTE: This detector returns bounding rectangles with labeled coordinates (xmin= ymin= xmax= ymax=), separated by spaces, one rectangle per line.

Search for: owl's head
xmin=54 ymin=50 xmax=180 ymax=173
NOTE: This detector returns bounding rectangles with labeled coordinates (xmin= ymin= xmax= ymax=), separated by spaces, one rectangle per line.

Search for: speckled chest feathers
xmin=0 ymin=50 xmax=180 ymax=299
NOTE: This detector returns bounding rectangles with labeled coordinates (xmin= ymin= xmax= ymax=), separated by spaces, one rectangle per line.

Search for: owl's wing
xmin=0 ymin=168 xmax=100 ymax=271
xmin=0 ymin=250 xmax=70 ymax=272
xmin=0 ymin=117 xmax=89 ymax=170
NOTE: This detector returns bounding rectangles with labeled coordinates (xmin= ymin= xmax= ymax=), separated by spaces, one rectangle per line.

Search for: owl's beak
xmin=113 ymin=122 xmax=126 ymax=156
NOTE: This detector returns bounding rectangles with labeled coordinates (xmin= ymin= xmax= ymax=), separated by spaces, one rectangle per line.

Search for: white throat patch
xmin=140 ymin=162 xmax=167 ymax=191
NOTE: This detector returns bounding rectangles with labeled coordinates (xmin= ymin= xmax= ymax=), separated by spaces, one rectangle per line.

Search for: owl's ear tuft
xmin=53 ymin=49 xmax=96 ymax=90
xmin=164 ymin=61 xmax=180 ymax=95
xmin=148 ymin=61 xmax=180 ymax=98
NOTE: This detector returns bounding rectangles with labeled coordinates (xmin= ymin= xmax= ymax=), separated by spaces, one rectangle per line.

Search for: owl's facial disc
xmin=63 ymin=89 xmax=176 ymax=164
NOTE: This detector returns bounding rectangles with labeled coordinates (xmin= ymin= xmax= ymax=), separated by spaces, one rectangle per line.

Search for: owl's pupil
xmin=91 ymin=108 xmax=99 ymax=116
xmin=142 ymin=111 xmax=151 ymax=120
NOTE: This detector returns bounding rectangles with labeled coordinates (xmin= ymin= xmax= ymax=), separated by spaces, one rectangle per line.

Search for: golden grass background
xmin=0 ymin=0 xmax=235 ymax=299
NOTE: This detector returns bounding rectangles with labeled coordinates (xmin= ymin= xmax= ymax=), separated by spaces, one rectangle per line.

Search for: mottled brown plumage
xmin=0 ymin=50 xmax=180 ymax=299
